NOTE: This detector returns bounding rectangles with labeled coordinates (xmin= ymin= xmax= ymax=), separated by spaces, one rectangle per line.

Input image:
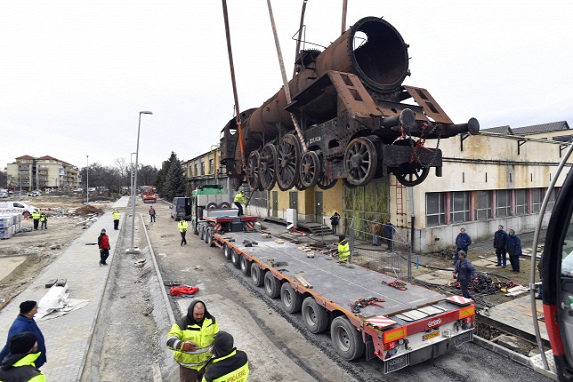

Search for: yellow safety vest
xmin=40 ymin=214 xmax=47 ymax=222
xmin=178 ymin=220 xmax=188 ymax=232
xmin=202 ymin=350 xmax=249 ymax=382
xmin=234 ymin=193 xmax=246 ymax=204
xmin=112 ymin=211 xmax=120 ymax=221
xmin=337 ymin=240 xmax=350 ymax=261
xmin=32 ymin=211 xmax=41 ymax=220
xmin=167 ymin=318 xmax=219 ymax=370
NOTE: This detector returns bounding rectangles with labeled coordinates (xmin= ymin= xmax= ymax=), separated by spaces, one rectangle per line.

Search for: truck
xmin=196 ymin=209 xmax=475 ymax=373
xmin=190 ymin=184 xmax=232 ymax=234
xmin=141 ymin=186 xmax=157 ymax=203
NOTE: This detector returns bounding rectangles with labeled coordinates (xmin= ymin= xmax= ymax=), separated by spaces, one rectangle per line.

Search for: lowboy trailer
xmin=201 ymin=219 xmax=475 ymax=373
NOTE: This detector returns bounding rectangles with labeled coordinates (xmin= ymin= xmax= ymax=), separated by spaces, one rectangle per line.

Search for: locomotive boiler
xmin=220 ymin=16 xmax=479 ymax=191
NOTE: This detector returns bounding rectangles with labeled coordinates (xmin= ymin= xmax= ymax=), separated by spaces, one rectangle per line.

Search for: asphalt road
xmin=143 ymin=201 xmax=554 ymax=382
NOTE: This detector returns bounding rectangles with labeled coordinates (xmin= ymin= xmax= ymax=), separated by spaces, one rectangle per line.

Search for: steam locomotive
xmin=220 ymin=16 xmax=479 ymax=191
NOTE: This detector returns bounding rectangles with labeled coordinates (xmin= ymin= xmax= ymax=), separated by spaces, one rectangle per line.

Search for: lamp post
xmin=129 ymin=111 xmax=153 ymax=253
xmin=86 ymin=155 xmax=89 ymax=204
xmin=130 ymin=152 xmax=137 ymax=196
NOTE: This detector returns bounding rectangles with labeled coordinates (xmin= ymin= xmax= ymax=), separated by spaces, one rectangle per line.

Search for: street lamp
xmin=129 ymin=111 xmax=153 ymax=253
xmin=130 ymin=152 xmax=136 ymax=195
xmin=86 ymin=155 xmax=89 ymax=204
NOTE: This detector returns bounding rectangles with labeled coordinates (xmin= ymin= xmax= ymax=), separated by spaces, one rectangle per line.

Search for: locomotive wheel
xmin=260 ymin=143 xmax=278 ymax=190
xmin=344 ymin=137 xmax=378 ymax=186
xmin=393 ymin=166 xmax=430 ymax=187
xmin=277 ymin=134 xmax=301 ymax=191
xmin=317 ymin=173 xmax=338 ymax=190
xmin=300 ymin=151 xmax=321 ymax=189
xmin=248 ymin=151 xmax=261 ymax=191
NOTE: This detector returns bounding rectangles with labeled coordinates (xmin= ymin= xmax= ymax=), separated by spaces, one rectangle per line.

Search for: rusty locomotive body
xmin=220 ymin=17 xmax=479 ymax=191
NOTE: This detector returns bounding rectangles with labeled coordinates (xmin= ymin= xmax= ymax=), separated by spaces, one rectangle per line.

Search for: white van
xmin=0 ymin=201 xmax=39 ymax=216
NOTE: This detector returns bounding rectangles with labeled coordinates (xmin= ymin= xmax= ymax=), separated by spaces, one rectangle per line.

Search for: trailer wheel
xmin=206 ymin=202 xmax=218 ymax=210
xmin=231 ymin=249 xmax=241 ymax=269
xmin=199 ymin=226 xmax=205 ymax=241
xmin=223 ymin=245 xmax=232 ymax=261
xmin=192 ymin=220 xmax=198 ymax=235
xmin=219 ymin=202 xmax=231 ymax=209
xmin=263 ymin=272 xmax=281 ymax=299
xmin=302 ymin=297 xmax=329 ymax=333
xmin=280 ymin=283 xmax=302 ymax=314
xmin=251 ymin=263 xmax=264 ymax=286
xmin=204 ymin=227 xmax=211 ymax=244
xmin=208 ymin=227 xmax=215 ymax=247
xmin=331 ymin=316 xmax=365 ymax=361
xmin=240 ymin=255 xmax=251 ymax=276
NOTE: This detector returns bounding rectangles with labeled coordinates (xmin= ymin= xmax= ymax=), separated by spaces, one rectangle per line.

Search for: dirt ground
xmin=0 ymin=195 xmax=111 ymax=309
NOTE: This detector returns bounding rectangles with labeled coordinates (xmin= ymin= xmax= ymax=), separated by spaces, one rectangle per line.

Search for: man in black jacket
xmin=0 ymin=332 xmax=45 ymax=381
xmin=202 ymin=331 xmax=249 ymax=382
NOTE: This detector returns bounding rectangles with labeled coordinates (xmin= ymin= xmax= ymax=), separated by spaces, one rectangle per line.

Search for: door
xmin=315 ymin=191 xmax=323 ymax=224
xmin=272 ymin=191 xmax=278 ymax=217
xmin=289 ymin=191 xmax=298 ymax=210
xmin=542 ymin=169 xmax=573 ymax=381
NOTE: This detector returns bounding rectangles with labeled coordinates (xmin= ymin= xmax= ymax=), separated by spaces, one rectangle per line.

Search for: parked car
xmin=0 ymin=201 xmax=39 ymax=216
xmin=0 ymin=191 xmax=8 ymax=198
xmin=28 ymin=190 xmax=42 ymax=197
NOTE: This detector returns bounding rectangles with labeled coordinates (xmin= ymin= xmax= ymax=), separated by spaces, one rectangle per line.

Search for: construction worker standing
xmin=178 ymin=219 xmax=188 ymax=246
xmin=112 ymin=209 xmax=121 ymax=230
xmin=233 ymin=191 xmax=246 ymax=216
xmin=31 ymin=210 xmax=41 ymax=230
xmin=202 ymin=331 xmax=249 ymax=382
xmin=335 ymin=235 xmax=350 ymax=263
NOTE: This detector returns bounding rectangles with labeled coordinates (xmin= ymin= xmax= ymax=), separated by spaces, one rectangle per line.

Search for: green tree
xmin=157 ymin=152 xmax=186 ymax=200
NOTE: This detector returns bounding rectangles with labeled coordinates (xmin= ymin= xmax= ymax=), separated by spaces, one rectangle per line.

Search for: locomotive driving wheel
xmin=299 ymin=151 xmax=321 ymax=189
xmin=344 ymin=137 xmax=378 ymax=187
xmin=260 ymin=143 xmax=277 ymax=190
xmin=317 ymin=171 xmax=337 ymax=190
xmin=277 ymin=134 xmax=301 ymax=191
xmin=248 ymin=151 xmax=261 ymax=191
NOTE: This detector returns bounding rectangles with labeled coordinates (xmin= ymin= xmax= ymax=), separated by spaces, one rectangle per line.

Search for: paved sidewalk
xmin=0 ymin=196 xmax=130 ymax=381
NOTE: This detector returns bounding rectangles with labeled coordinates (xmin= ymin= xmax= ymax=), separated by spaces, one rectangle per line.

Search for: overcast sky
xmin=1 ymin=0 xmax=572 ymax=171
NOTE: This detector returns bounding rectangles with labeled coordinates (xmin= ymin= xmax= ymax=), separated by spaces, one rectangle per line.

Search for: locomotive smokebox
xmin=247 ymin=17 xmax=410 ymax=137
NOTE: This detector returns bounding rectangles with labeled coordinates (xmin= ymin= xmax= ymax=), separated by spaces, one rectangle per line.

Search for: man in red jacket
xmin=98 ymin=228 xmax=111 ymax=265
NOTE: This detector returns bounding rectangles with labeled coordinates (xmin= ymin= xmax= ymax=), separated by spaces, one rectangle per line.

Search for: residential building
xmin=6 ymin=155 xmax=80 ymax=191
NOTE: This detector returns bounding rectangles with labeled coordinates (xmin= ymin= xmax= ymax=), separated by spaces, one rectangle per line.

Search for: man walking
xmin=98 ymin=228 xmax=111 ymax=265
xmin=178 ymin=219 xmax=188 ymax=246
xmin=0 ymin=301 xmax=47 ymax=369
xmin=493 ymin=225 xmax=509 ymax=267
xmin=167 ymin=300 xmax=219 ymax=382
xmin=149 ymin=206 xmax=156 ymax=223
xmin=112 ymin=209 xmax=121 ymax=230
xmin=39 ymin=212 xmax=47 ymax=230
xmin=454 ymin=228 xmax=472 ymax=264
xmin=507 ymin=229 xmax=522 ymax=273
xmin=31 ymin=210 xmax=41 ymax=230
xmin=0 ymin=332 xmax=45 ymax=382
xmin=453 ymin=251 xmax=478 ymax=300
xmin=202 ymin=331 xmax=249 ymax=382
xmin=234 ymin=191 xmax=246 ymax=216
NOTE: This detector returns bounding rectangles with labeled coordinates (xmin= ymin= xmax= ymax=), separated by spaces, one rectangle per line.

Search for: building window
xmin=450 ymin=191 xmax=470 ymax=223
xmin=546 ymin=188 xmax=557 ymax=211
xmin=194 ymin=163 xmax=198 ymax=177
xmin=475 ymin=191 xmax=492 ymax=220
xmin=200 ymin=162 xmax=205 ymax=175
xmin=209 ymin=159 xmax=214 ymax=174
xmin=426 ymin=192 xmax=446 ymax=227
xmin=515 ymin=189 xmax=528 ymax=215
xmin=532 ymin=188 xmax=543 ymax=213
xmin=496 ymin=190 xmax=511 ymax=217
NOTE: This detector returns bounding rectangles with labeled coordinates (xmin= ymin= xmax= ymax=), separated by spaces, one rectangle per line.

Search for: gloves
xmin=452 ymin=273 xmax=457 ymax=279
xmin=181 ymin=341 xmax=196 ymax=352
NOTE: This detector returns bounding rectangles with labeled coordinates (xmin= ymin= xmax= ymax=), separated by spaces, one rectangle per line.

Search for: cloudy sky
xmin=1 ymin=0 xmax=572 ymax=171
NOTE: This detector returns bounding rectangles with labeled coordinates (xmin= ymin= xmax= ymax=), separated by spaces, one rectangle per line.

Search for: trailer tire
xmin=231 ymin=249 xmax=241 ymax=269
xmin=264 ymin=272 xmax=281 ymax=299
xmin=223 ymin=245 xmax=232 ymax=261
xmin=204 ymin=227 xmax=211 ymax=244
xmin=199 ymin=226 xmax=205 ymax=241
xmin=330 ymin=316 xmax=365 ymax=361
xmin=302 ymin=297 xmax=329 ymax=333
xmin=192 ymin=220 xmax=198 ymax=235
xmin=240 ymin=255 xmax=251 ymax=276
xmin=251 ymin=263 xmax=264 ymax=286
xmin=219 ymin=202 xmax=231 ymax=209
xmin=206 ymin=202 xmax=218 ymax=210
xmin=280 ymin=283 xmax=302 ymax=314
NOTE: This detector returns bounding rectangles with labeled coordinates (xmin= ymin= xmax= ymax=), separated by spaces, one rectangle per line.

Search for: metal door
xmin=272 ymin=191 xmax=278 ymax=217
xmin=315 ymin=191 xmax=323 ymax=224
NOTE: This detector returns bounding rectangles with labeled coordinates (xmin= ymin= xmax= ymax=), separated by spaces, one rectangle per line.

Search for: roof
xmin=482 ymin=125 xmax=512 ymax=134
xmin=15 ymin=155 xmax=35 ymax=160
xmin=511 ymin=121 xmax=570 ymax=136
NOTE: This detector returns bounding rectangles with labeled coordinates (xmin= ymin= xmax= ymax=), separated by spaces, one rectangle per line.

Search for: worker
xmin=167 ymin=300 xmax=219 ymax=382
xmin=31 ymin=210 xmax=41 ymax=230
xmin=178 ymin=219 xmax=188 ymax=246
xmin=233 ymin=191 xmax=246 ymax=216
xmin=453 ymin=251 xmax=478 ymax=300
xmin=39 ymin=212 xmax=48 ymax=230
xmin=454 ymin=228 xmax=472 ymax=265
xmin=0 ymin=332 xmax=45 ymax=382
xmin=330 ymin=212 xmax=340 ymax=235
xmin=334 ymin=235 xmax=350 ymax=263
xmin=201 ymin=331 xmax=249 ymax=382
xmin=112 ymin=209 xmax=120 ymax=230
